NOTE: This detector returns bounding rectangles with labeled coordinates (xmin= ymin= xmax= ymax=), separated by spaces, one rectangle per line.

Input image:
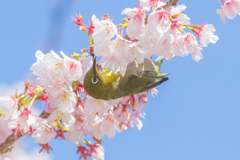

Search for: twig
xmin=0 ymin=111 xmax=50 ymax=154
xmin=90 ymin=46 xmax=94 ymax=57
xmin=160 ymin=0 xmax=179 ymax=10
xmin=39 ymin=110 xmax=51 ymax=119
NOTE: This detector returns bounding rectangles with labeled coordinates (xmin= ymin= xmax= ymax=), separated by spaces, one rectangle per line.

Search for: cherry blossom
xmin=113 ymin=103 xmax=130 ymax=122
xmin=128 ymin=41 xmax=149 ymax=64
xmin=87 ymin=142 xmax=104 ymax=160
xmin=54 ymin=128 xmax=67 ymax=140
xmin=48 ymin=90 xmax=76 ymax=112
xmin=147 ymin=9 xmax=171 ymax=33
xmin=78 ymin=54 xmax=93 ymax=84
xmin=198 ymin=24 xmax=219 ymax=47
xmin=39 ymin=143 xmax=53 ymax=154
xmin=32 ymin=118 xmax=54 ymax=144
xmin=95 ymin=35 xmax=130 ymax=74
xmin=217 ymin=0 xmax=240 ymax=23
xmin=129 ymin=111 xmax=144 ymax=130
xmin=122 ymin=7 xmax=146 ymax=40
xmin=170 ymin=4 xmax=190 ymax=25
xmin=66 ymin=120 xmax=84 ymax=146
xmin=61 ymin=51 xmax=82 ymax=82
xmin=92 ymin=18 xmax=117 ymax=45
xmin=18 ymin=108 xmax=37 ymax=133
xmin=0 ymin=1 xmax=223 ymax=159
xmin=77 ymin=146 xmax=91 ymax=160
xmin=139 ymin=0 xmax=166 ymax=11
xmin=100 ymin=115 xmax=117 ymax=139
xmin=84 ymin=96 xmax=113 ymax=117
xmin=0 ymin=96 xmax=18 ymax=119
xmin=48 ymin=109 xmax=76 ymax=129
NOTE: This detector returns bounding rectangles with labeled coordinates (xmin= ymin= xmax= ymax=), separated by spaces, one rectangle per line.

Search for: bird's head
xmin=83 ymin=57 xmax=105 ymax=99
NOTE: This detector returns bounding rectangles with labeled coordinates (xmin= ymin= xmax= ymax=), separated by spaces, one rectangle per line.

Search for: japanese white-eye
xmin=83 ymin=57 xmax=169 ymax=100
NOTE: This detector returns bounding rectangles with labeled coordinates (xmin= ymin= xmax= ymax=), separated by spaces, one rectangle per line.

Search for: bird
xmin=83 ymin=57 xmax=169 ymax=100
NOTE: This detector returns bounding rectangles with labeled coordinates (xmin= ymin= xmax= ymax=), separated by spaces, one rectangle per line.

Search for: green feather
xmin=83 ymin=58 xmax=169 ymax=100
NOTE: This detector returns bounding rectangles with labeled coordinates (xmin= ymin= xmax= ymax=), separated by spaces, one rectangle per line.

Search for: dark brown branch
xmin=39 ymin=110 xmax=51 ymax=119
xmin=0 ymin=111 xmax=50 ymax=154
xmin=160 ymin=0 xmax=179 ymax=10
xmin=90 ymin=46 xmax=94 ymax=57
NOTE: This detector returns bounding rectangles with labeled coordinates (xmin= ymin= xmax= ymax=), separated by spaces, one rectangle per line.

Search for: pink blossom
xmin=85 ymin=14 xmax=95 ymax=35
xmin=170 ymin=32 xmax=188 ymax=57
xmin=48 ymin=90 xmax=76 ymax=112
xmin=32 ymin=118 xmax=54 ymax=144
xmin=39 ymin=143 xmax=53 ymax=154
xmin=30 ymin=50 xmax=61 ymax=80
xmin=44 ymin=103 xmax=55 ymax=114
xmin=100 ymin=115 xmax=117 ymax=139
xmin=78 ymin=53 xmax=93 ymax=84
xmin=198 ymin=24 xmax=219 ymax=47
xmin=128 ymin=92 xmax=148 ymax=113
xmin=217 ymin=0 xmax=240 ymax=23
xmin=113 ymin=103 xmax=130 ymax=122
xmin=122 ymin=7 xmax=146 ymax=40
xmin=40 ymin=92 xmax=50 ymax=103
xmin=61 ymin=51 xmax=83 ymax=82
xmin=77 ymin=146 xmax=91 ymax=160
xmin=54 ymin=128 xmax=67 ymax=140
xmin=170 ymin=4 xmax=190 ymax=25
xmin=118 ymin=121 xmax=132 ymax=132
xmin=66 ymin=120 xmax=84 ymax=146
xmin=92 ymin=19 xmax=117 ymax=45
xmin=155 ymin=34 xmax=175 ymax=60
xmin=18 ymin=108 xmax=37 ymax=133
xmin=87 ymin=142 xmax=105 ymax=160
xmin=129 ymin=111 xmax=143 ymax=130
xmin=31 ymin=50 xmax=78 ymax=96
xmin=0 ymin=96 xmax=18 ymax=119
xmin=48 ymin=109 xmax=76 ymax=129
xmin=128 ymin=41 xmax=149 ymax=64
xmin=83 ymin=114 xmax=104 ymax=140
xmin=72 ymin=14 xmax=83 ymax=26
xmin=139 ymin=0 xmax=166 ymax=11
xmin=147 ymin=88 xmax=158 ymax=97
xmin=95 ymin=35 xmax=130 ymax=74
xmin=147 ymin=10 xmax=171 ymax=33
xmin=84 ymin=96 xmax=113 ymax=117
xmin=184 ymin=33 xmax=203 ymax=62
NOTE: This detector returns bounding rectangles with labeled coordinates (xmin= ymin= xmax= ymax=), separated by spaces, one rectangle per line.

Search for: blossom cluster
xmin=87 ymin=2 xmax=219 ymax=74
xmin=217 ymin=0 xmax=240 ymax=23
xmin=0 ymin=54 xmax=152 ymax=159
xmin=0 ymin=0 xmax=220 ymax=159
xmin=0 ymin=116 xmax=52 ymax=160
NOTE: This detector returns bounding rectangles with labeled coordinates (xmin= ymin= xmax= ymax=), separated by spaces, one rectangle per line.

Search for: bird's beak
xmin=92 ymin=57 xmax=97 ymax=77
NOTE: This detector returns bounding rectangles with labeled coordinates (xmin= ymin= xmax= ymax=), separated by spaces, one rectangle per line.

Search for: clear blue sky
xmin=0 ymin=0 xmax=240 ymax=160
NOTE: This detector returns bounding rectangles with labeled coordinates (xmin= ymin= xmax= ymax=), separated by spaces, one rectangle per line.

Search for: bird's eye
xmin=91 ymin=76 xmax=98 ymax=84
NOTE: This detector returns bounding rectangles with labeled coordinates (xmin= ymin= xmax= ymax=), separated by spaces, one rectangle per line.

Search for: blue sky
xmin=0 ymin=0 xmax=240 ymax=160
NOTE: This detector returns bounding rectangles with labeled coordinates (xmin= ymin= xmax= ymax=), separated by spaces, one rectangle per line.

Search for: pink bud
xmin=44 ymin=103 xmax=55 ymax=113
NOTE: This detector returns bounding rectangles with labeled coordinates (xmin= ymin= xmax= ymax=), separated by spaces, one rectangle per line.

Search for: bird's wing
xmin=122 ymin=71 xmax=169 ymax=96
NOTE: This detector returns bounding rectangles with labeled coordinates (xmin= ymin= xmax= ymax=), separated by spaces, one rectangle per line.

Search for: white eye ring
xmin=91 ymin=77 xmax=98 ymax=84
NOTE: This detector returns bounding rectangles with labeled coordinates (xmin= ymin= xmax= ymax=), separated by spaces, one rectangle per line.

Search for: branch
xmin=0 ymin=111 xmax=50 ymax=154
xmin=161 ymin=0 xmax=179 ymax=10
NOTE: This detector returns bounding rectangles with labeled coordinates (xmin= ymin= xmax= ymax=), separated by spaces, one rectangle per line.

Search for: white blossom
xmin=92 ymin=19 xmax=117 ymax=45
xmin=32 ymin=118 xmax=55 ymax=144
xmin=199 ymin=24 xmax=219 ymax=47
xmin=122 ymin=7 xmax=145 ymax=40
